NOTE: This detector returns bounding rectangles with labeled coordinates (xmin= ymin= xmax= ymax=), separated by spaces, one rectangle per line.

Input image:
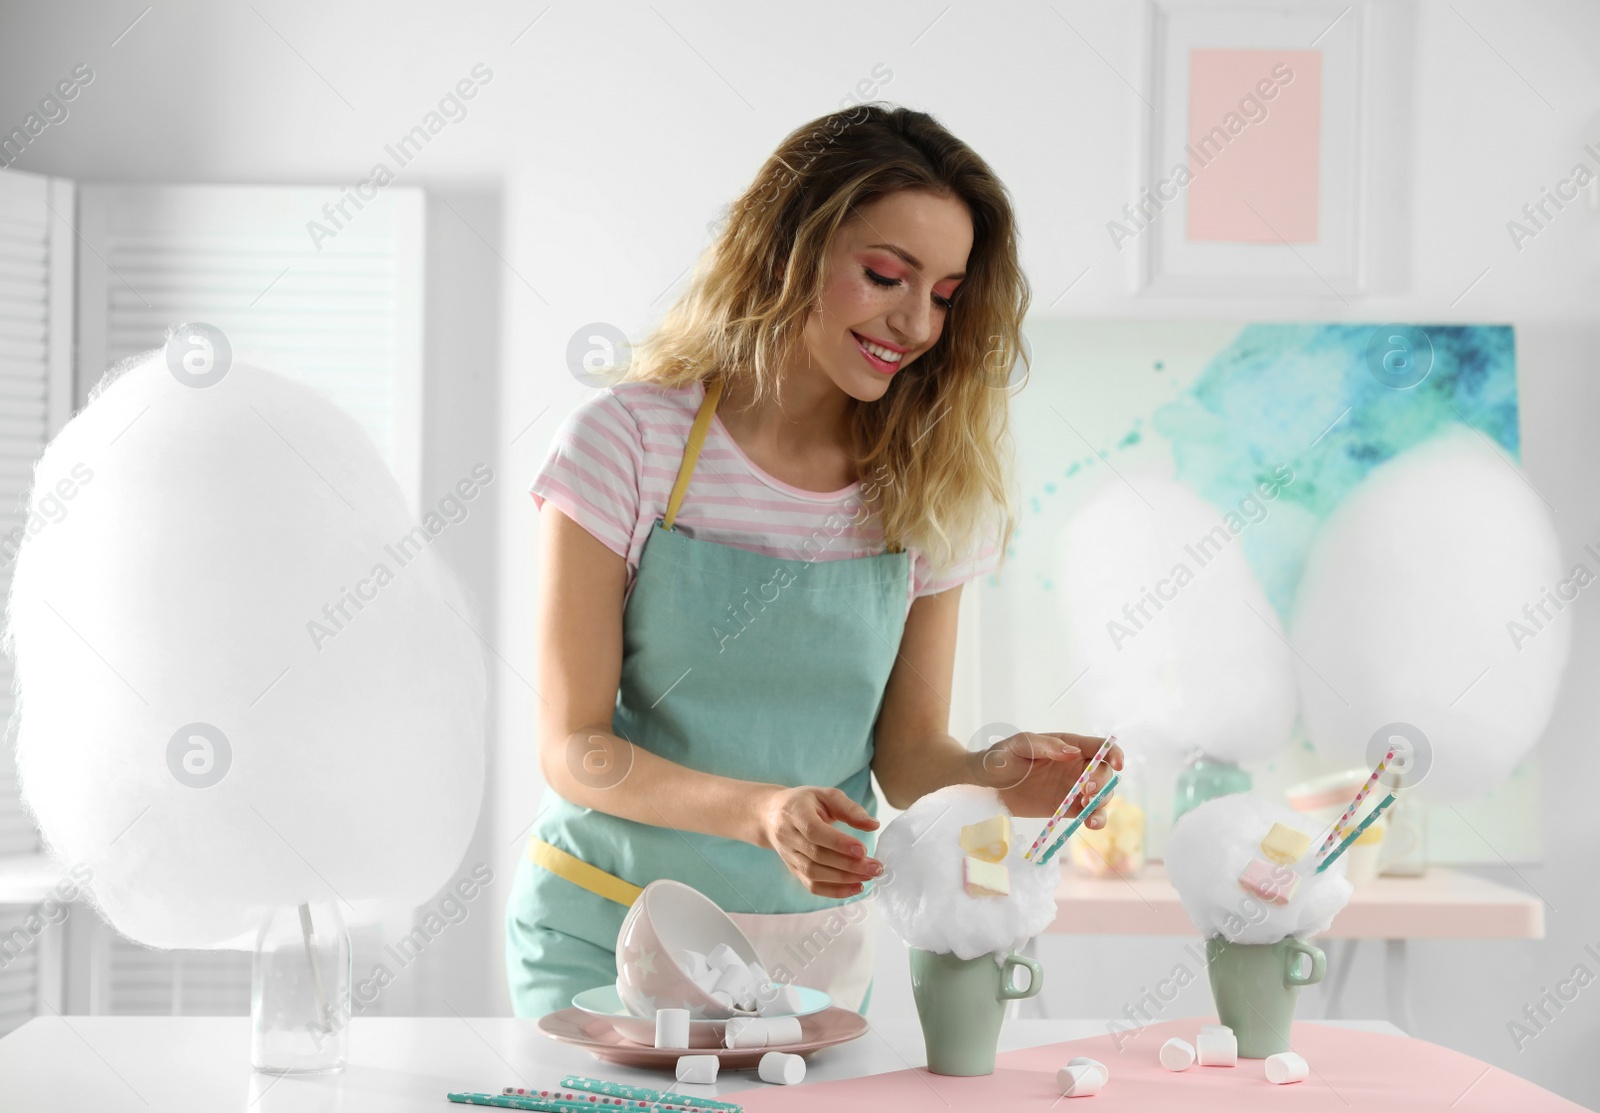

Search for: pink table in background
xmin=1034 ymin=863 xmax=1545 ymax=1030
xmin=734 ymin=1017 xmax=1587 ymax=1112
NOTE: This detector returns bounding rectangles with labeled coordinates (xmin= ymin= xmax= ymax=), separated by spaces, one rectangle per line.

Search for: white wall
xmin=1 ymin=0 xmax=1596 ymax=1103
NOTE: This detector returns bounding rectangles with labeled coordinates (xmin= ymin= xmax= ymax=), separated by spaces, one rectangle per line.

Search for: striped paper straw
xmin=1314 ymin=749 xmax=1394 ymax=861
xmin=1316 ymin=792 xmax=1397 ymax=874
xmin=449 ymin=1093 xmax=583 ymax=1111
xmin=1024 ymin=735 xmax=1115 ymax=861
xmin=560 ymin=1077 xmax=744 ymax=1113
xmin=497 ymin=1088 xmax=726 ymax=1113
xmin=1037 ymin=772 xmax=1120 ymax=866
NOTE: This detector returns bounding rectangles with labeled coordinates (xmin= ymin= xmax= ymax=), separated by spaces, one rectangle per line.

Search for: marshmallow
xmin=724 ymin=1016 xmax=803 ymax=1048
xmin=692 ymin=967 xmax=722 ymax=996
xmin=1066 ymin=1056 xmax=1108 ymax=1084
xmin=1196 ymin=1028 xmax=1237 ymax=1067
xmin=675 ymin=1054 xmax=719 ymax=1085
xmin=758 ymin=1051 xmax=806 ymax=1085
xmin=960 ymin=814 xmax=1011 ymax=863
xmin=1260 ymin=822 xmax=1311 ymax=865
xmin=654 ymin=1008 xmax=689 ymax=1050
xmin=757 ymin=983 xmax=804 ymax=1017
xmin=962 ymin=855 xmax=1011 ymax=897
xmin=713 ymin=960 xmax=755 ymax=1000
xmin=709 ymin=990 xmax=734 ymax=1010
xmin=1238 ymin=857 xmax=1300 ymax=905
xmin=1055 ymin=1064 xmax=1103 ymax=1097
xmin=749 ymin=961 xmax=769 ymax=984
xmin=1159 ymin=1037 xmax=1195 ymax=1071
xmin=675 ymin=949 xmax=711 ymax=982
xmin=1265 ymin=1051 xmax=1309 ymax=1084
xmin=706 ymin=943 xmax=743 ymax=971
xmin=725 ymin=1017 xmax=764 ymax=1049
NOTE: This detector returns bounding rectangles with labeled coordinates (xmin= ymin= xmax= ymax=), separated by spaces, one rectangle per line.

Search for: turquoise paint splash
xmin=1152 ymin=324 xmax=1518 ymax=615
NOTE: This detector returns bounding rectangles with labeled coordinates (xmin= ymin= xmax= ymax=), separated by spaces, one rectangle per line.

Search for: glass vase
xmin=251 ymin=901 xmax=352 ymax=1073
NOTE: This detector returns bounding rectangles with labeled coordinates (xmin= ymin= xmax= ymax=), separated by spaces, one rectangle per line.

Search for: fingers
xmin=774 ymin=839 xmax=873 ymax=897
xmin=1008 ymin=731 xmax=1075 ymax=761
xmin=802 ymin=842 xmax=882 ymax=880
xmin=803 ymin=809 xmax=873 ymax=862
xmin=821 ymin=787 xmax=880 ymax=831
xmin=808 ymin=881 xmax=868 ymax=899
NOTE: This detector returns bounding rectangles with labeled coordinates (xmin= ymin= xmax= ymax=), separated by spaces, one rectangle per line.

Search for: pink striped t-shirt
xmin=529 ymin=379 xmax=1001 ymax=612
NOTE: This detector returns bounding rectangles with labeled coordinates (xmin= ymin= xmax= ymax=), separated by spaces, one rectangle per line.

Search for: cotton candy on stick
xmin=5 ymin=352 xmax=489 ymax=948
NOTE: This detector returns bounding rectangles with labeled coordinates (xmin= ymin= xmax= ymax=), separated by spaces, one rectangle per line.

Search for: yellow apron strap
xmin=663 ymin=377 xmax=724 ymax=532
xmin=527 ymin=837 xmax=643 ymax=907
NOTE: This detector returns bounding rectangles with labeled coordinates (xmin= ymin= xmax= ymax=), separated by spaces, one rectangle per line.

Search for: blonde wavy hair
xmin=616 ymin=102 xmax=1027 ymax=574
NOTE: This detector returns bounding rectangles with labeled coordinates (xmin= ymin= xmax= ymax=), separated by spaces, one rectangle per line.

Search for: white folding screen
xmin=75 ymin=182 xmax=425 ymax=516
xmin=0 ymin=168 xmax=75 ymax=1035
xmin=0 ymin=170 xmax=74 ymax=862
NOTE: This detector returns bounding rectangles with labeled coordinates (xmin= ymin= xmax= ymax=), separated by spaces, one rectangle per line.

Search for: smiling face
xmin=800 ymin=188 xmax=973 ymax=402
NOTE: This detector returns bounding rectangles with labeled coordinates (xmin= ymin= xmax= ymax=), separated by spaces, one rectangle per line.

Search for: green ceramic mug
xmin=908 ymin=946 xmax=1042 ymax=1076
xmin=1205 ymin=935 xmax=1326 ymax=1058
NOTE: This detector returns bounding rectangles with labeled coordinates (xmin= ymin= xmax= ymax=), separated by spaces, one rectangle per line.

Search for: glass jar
xmin=1172 ymin=751 xmax=1252 ymax=823
xmin=251 ymin=901 xmax=352 ymax=1073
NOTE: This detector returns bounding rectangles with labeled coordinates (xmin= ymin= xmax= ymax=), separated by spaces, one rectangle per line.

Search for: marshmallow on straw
xmin=1316 ymin=793 xmax=1397 ymax=874
xmin=1025 ymin=736 xmax=1115 ymax=861
xmin=1314 ymin=749 xmax=1394 ymax=862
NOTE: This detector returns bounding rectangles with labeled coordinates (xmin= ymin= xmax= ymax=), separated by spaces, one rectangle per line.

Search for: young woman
xmin=506 ymin=103 xmax=1123 ymax=1019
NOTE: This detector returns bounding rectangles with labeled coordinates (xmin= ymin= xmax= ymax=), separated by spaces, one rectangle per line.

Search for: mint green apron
xmin=505 ymin=377 xmax=912 ymax=1018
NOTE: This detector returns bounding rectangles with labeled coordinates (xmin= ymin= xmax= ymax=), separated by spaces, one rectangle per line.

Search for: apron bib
xmin=506 ymin=377 xmax=911 ymax=1018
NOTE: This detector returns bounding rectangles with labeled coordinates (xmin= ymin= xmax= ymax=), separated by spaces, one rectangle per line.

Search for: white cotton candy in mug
xmin=5 ymin=352 xmax=489 ymax=949
xmin=875 ymin=783 xmax=1060 ymax=961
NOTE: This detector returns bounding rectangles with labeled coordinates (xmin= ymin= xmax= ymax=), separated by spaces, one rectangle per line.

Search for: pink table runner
xmin=733 ymin=1018 xmax=1587 ymax=1111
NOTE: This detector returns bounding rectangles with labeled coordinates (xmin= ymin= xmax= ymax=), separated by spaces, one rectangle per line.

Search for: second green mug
xmin=908 ymin=946 xmax=1042 ymax=1076
xmin=1205 ymin=934 xmax=1326 ymax=1058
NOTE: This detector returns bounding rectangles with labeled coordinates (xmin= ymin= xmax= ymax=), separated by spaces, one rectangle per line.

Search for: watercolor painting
xmin=978 ymin=321 xmax=1536 ymax=861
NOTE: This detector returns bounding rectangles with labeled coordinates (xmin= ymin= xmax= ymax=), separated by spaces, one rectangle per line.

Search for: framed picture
xmin=1131 ymin=0 xmax=1410 ymax=298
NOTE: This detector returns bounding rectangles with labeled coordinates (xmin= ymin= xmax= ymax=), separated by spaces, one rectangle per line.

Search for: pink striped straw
xmin=1024 ymin=735 xmax=1115 ymax=861
xmin=1314 ymin=749 xmax=1394 ymax=861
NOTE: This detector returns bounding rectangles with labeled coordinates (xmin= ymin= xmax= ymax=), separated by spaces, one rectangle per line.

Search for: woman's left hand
xmin=978 ymin=732 xmax=1124 ymax=826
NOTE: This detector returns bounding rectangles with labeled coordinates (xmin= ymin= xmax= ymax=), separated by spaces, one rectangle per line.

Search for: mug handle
xmin=1283 ymin=938 xmax=1326 ymax=987
xmin=1000 ymin=953 xmax=1042 ymax=1001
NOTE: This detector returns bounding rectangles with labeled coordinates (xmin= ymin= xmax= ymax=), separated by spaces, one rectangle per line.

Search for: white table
xmin=1039 ymin=864 xmax=1545 ymax=1031
xmin=0 ymin=1015 xmax=1403 ymax=1110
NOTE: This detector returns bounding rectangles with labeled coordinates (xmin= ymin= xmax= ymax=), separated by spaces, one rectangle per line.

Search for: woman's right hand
xmin=751 ymin=786 xmax=884 ymax=898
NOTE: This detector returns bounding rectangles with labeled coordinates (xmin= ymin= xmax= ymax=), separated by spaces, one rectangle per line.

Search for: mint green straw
xmin=560 ymin=1076 xmax=743 ymax=1112
xmin=1037 ymin=773 xmax=1119 ymax=866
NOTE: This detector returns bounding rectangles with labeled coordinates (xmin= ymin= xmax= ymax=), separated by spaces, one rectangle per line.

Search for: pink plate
xmin=537 ymin=1006 xmax=869 ymax=1069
